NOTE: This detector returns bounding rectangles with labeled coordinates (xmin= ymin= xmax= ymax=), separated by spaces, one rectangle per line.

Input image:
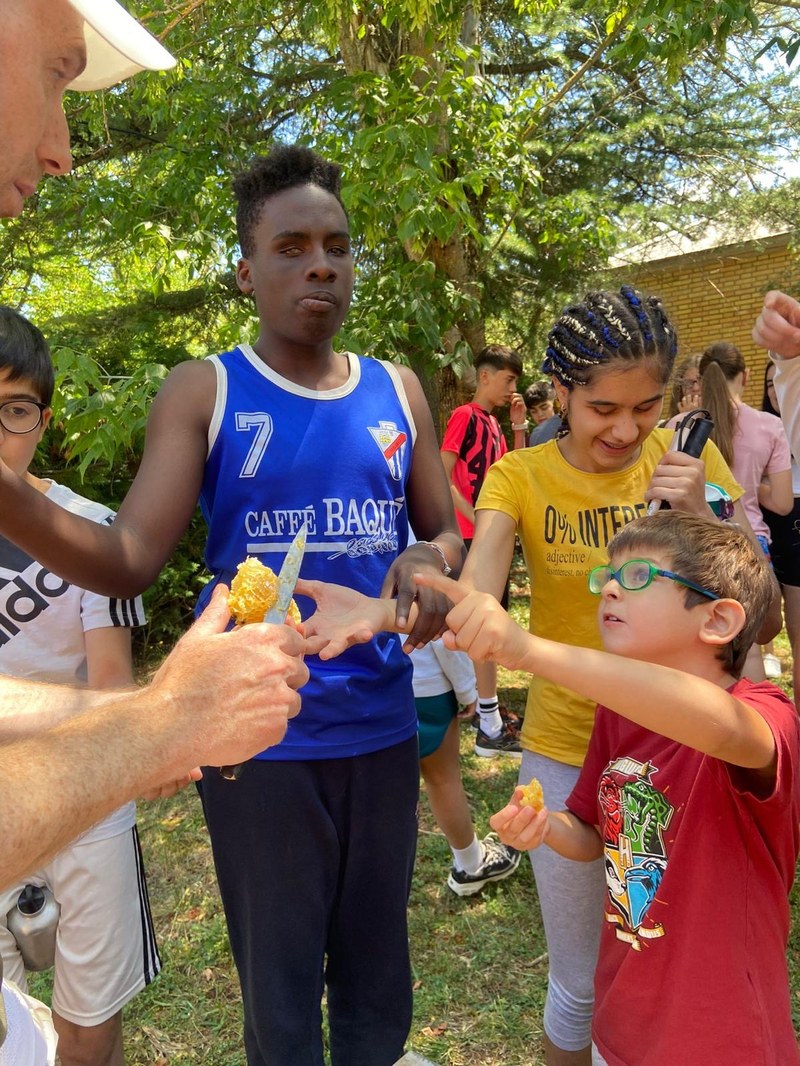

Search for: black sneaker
xmin=447 ymin=834 xmax=522 ymax=896
xmin=474 ymin=722 xmax=522 ymax=758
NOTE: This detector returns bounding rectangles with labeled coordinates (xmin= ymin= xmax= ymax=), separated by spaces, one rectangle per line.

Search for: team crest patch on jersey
xmin=368 ymin=421 xmax=408 ymax=481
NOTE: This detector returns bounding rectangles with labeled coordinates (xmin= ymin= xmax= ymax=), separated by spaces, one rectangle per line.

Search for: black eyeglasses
xmin=0 ymin=400 xmax=48 ymax=434
xmin=588 ymin=559 xmax=720 ymax=600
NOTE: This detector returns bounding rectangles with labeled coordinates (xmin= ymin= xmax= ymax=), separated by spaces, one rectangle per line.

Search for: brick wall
xmin=609 ymin=236 xmax=798 ymax=407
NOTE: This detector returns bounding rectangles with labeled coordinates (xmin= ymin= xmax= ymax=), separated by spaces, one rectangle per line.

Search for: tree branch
xmin=521 ymin=16 xmax=630 ymax=139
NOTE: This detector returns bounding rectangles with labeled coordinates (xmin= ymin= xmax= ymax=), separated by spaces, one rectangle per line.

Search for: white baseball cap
xmin=68 ymin=0 xmax=177 ymax=91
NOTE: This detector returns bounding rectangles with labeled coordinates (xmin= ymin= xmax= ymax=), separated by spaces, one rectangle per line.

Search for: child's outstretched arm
xmin=416 ymin=572 xmax=778 ymax=776
xmin=297 ymin=579 xmax=420 ymax=659
xmin=490 ymin=791 xmax=602 ymax=862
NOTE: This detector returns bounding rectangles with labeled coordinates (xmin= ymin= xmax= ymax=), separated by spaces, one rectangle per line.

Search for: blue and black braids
xmin=542 ymin=285 xmax=678 ymax=391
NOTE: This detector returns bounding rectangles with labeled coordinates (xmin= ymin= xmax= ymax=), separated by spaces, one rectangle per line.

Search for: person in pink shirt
xmin=696 ymin=342 xmax=792 ymax=678
xmin=698 ymin=342 xmax=792 ymax=539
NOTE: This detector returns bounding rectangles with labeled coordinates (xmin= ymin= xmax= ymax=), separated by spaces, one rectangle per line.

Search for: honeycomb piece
xmin=228 ymin=557 xmax=300 ymax=625
xmin=518 ymin=777 xmax=544 ymax=811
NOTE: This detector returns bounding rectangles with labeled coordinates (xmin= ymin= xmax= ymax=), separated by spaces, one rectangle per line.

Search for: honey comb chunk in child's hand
xmin=518 ymin=778 xmax=544 ymax=811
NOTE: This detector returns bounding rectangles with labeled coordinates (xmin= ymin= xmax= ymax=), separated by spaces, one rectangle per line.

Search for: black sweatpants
xmin=198 ymin=735 xmax=419 ymax=1066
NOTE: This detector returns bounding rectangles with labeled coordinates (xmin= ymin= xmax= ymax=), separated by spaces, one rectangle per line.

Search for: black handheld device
xmin=677 ymin=414 xmax=714 ymax=460
xmin=656 ymin=411 xmax=714 ymax=512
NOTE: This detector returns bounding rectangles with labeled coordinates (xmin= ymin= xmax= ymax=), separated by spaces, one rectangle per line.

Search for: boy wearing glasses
xmin=416 ymin=510 xmax=799 ymax=1066
xmin=0 ymin=308 xmax=156 ymax=1066
xmin=300 ymin=510 xmax=800 ymax=1063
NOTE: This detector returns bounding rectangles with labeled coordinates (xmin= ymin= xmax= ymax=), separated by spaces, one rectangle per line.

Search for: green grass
xmin=29 ymin=563 xmax=800 ymax=1063
xmin=116 ymin=719 xmax=550 ymax=1065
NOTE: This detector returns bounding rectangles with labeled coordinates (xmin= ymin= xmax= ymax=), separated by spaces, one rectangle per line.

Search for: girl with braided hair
xmin=462 ymin=285 xmax=768 ymax=1065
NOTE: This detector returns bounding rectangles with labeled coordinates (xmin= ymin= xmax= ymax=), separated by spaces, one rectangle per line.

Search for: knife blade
xmin=263 ymin=522 xmax=308 ymax=623
xmin=220 ymin=522 xmax=308 ymax=781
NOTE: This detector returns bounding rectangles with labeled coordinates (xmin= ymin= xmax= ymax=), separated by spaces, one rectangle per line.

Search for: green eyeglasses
xmin=588 ymin=559 xmax=719 ymax=600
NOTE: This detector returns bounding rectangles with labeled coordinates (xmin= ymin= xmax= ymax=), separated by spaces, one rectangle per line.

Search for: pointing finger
xmin=412 ymin=570 xmax=465 ymax=603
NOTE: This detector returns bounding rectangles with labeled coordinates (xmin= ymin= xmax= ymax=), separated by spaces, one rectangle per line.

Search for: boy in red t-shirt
xmin=419 ymin=510 xmax=800 ymax=1066
xmin=440 ymin=344 xmax=526 ymax=756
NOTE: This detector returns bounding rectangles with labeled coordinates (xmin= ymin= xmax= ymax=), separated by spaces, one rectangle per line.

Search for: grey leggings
xmin=520 ymin=750 xmax=605 ymax=1052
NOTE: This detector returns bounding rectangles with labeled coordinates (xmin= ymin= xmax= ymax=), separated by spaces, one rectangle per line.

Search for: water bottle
xmin=6 ymin=885 xmax=60 ymax=971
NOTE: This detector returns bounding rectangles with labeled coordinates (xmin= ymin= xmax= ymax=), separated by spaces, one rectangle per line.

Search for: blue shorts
xmin=754 ymin=533 xmax=776 ymax=574
xmin=416 ymin=692 xmax=458 ymax=758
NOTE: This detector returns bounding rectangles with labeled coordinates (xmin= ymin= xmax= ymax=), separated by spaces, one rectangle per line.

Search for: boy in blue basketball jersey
xmin=193 ymin=149 xmax=462 ymax=1065
xmin=0 ymin=146 xmax=463 ymax=1066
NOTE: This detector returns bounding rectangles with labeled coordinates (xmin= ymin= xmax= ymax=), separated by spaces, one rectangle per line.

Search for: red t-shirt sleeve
xmin=441 ymin=405 xmax=474 ymax=457
xmin=722 ymin=682 xmax=800 ymax=875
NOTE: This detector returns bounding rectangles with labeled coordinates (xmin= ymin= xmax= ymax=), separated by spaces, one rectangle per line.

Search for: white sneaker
xmin=763 ymin=653 xmax=782 ymax=679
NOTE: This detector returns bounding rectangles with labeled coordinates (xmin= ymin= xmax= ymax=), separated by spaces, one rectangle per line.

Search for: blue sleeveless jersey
xmin=196 ymin=345 xmax=417 ymax=760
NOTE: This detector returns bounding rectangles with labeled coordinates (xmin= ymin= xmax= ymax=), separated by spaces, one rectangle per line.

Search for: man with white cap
xmin=67 ymin=0 xmax=177 ymax=90
xmin=1 ymin=0 xmax=175 ymax=219
xmin=0 ymin=6 xmax=308 ymax=1063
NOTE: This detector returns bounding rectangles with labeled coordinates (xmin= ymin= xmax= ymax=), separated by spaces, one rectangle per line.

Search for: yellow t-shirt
xmin=477 ymin=428 xmax=742 ymax=767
